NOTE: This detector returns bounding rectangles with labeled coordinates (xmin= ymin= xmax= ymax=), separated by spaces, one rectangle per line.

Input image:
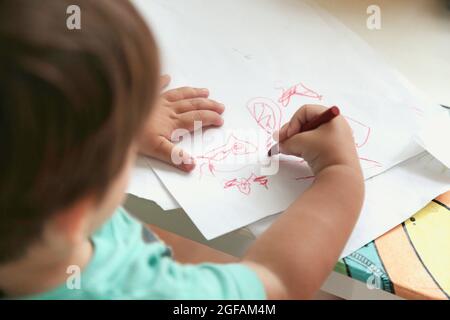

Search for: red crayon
xmin=268 ymin=106 xmax=340 ymax=156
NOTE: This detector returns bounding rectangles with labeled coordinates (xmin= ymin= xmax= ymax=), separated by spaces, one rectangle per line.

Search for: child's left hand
xmin=139 ymin=75 xmax=225 ymax=172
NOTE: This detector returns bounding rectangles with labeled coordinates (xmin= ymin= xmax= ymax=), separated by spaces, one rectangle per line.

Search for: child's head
xmin=0 ymin=0 xmax=159 ymax=263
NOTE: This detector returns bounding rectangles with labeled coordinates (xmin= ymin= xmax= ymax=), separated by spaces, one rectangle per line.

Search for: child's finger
xmin=277 ymin=132 xmax=314 ymax=158
xmin=173 ymin=98 xmax=225 ymax=114
xmin=150 ymin=137 xmax=196 ymax=172
xmin=280 ymin=105 xmax=329 ymax=142
xmin=159 ymin=74 xmax=171 ymax=90
xmin=176 ymin=110 xmax=224 ymax=131
xmin=274 ymin=123 xmax=289 ymax=142
xmin=163 ymin=87 xmax=210 ymax=102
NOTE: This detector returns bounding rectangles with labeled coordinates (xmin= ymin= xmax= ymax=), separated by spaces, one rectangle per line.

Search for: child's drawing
xmin=278 ymin=82 xmax=322 ymax=107
xmin=197 ymin=134 xmax=258 ymax=177
xmin=345 ymin=116 xmax=371 ymax=149
xmin=344 ymin=116 xmax=382 ymax=169
xmin=295 ymin=175 xmax=315 ymax=181
xmin=247 ymin=97 xmax=282 ymax=135
xmin=224 ymin=173 xmax=269 ymax=195
xmin=201 ymin=84 xmax=382 ymax=188
xmin=409 ymin=106 xmax=425 ymax=118
xmin=359 ymin=157 xmax=382 ymax=170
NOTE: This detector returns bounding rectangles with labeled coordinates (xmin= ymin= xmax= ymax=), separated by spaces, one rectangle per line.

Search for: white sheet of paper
xmin=127 ymin=153 xmax=450 ymax=258
xmin=133 ymin=0 xmax=433 ymax=239
xmin=415 ymin=115 xmax=450 ymax=169
xmin=127 ymin=157 xmax=179 ymax=211
xmin=248 ymin=152 xmax=450 ymax=258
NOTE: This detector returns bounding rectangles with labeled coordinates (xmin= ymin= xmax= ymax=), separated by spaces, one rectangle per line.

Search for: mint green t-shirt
xmin=25 ymin=208 xmax=266 ymax=299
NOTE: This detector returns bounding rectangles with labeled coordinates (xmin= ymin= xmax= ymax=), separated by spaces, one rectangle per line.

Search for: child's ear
xmin=45 ymin=196 xmax=95 ymax=246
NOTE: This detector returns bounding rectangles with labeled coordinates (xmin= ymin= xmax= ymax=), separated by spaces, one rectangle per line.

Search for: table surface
xmin=125 ymin=0 xmax=450 ymax=300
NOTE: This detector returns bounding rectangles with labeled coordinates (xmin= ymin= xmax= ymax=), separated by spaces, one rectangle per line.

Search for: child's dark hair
xmin=0 ymin=0 xmax=159 ymax=263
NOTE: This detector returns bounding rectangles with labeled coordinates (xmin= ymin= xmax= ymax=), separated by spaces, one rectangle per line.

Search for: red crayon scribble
xmin=253 ymin=175 xmax=269 ymax=188
xmin=344 ymin=116 xmax=371 ymax=149
xmin=247 ymin=97 xmax=282 ymax=135
xmin=224 ymin=173 xmax=269 ymax=195
xmin=266 ymin=136 xmax=274 ymax=150
xmin=359 ymin=157 xmax=382 ymax=170
xmin=278 ymin=82 xmax=322 ymax=107
xmin=197 ymin=134 xmax=258 ymax=177
xmin=409 ymin=106 xmax=425 ymax=117
xmin=295 ymin=175 xmax=315 ymax=181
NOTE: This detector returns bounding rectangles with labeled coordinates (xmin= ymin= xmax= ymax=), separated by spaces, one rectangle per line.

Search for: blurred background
xmin=315 ymin=0 xmax=450 ymax=106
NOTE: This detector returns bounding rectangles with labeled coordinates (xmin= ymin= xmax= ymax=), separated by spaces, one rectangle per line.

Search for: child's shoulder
xmin=94 ymin=207 xmax=143 ymax=242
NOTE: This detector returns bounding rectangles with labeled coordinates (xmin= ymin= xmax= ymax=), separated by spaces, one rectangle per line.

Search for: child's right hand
xmin=274 ymin=104 xmax=361 ymax=175
xmin=244 ymin=104 xmax=365 ymax=299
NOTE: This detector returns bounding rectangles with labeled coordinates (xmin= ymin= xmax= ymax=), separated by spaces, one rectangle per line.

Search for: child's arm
xmin=242 ymin=104 xmax=364 ymax=299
